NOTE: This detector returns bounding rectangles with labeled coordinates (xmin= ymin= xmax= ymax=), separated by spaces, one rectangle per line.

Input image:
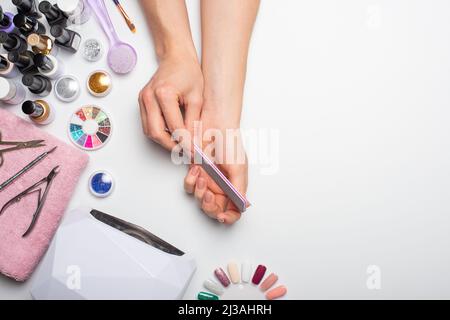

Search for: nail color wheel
xmin=68 ymin=106 xmax=112 ymax=150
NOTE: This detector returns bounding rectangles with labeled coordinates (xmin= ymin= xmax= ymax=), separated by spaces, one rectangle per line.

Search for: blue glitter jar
xmin=89 ymin=171 xmax=114 ymax=197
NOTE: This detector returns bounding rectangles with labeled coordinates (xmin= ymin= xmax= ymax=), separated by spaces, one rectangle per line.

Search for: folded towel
xmin=0 ymin=109 xmax=88 ymax=281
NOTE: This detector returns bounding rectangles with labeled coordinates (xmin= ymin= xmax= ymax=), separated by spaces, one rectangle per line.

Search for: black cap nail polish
xmin=12 ymin=0 xmax=41 ymax=18
xmin=33 ymin=53 xmax=54 ymax=71
xmin=0 ymin=31 xmax=27 ymax=52
xmin=22 ymin=100 xmax=44 ymax=117
xmin=0 ymin=6 xmax=12 ymax=29
xmin=22 ymin=74 xmax=52 ymax=96
xmin=38 ymin=1 xmax=68 ymax=27
xmin=50 ymin=24 xmax=81 ymax=53
xmin=13 ymin=13 xmax=46 ymax=36
xmin=7 ymin=50 xmax=35 ymax=69
xmin=0 ymin=55 xmax=8 ymax=69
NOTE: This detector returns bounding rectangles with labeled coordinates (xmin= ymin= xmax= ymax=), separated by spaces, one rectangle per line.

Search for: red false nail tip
xmin=252 ymin=264 xmax=267 ymax=285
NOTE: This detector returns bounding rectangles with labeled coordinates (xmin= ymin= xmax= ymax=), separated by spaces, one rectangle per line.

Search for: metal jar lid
xmin=55 ymin=75 xmax=80 ymax=102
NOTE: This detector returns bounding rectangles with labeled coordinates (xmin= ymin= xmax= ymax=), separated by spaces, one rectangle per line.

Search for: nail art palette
xmin=68 ymin=106 xmax=112 ymax=151
xmin=199 ymin=261 xmax=288 ymax=300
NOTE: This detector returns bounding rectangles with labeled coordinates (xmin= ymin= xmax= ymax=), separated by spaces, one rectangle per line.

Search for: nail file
xmin=193 ymin=144 xmax=249 ymax=212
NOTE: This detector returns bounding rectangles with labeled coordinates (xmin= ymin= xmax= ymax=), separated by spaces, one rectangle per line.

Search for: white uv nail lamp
xmin=30 ymin=207 xmax=196 ymax=300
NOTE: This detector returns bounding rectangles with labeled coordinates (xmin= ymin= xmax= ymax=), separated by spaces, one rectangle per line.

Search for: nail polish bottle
xmin=0 ymin=32 xmax=27 ymax=53
xmin=38 ymin=1 xmax=68 ymax=27
xmin=7 ymin=50 xmax=37 ymax=74
xmin=57 ymin=0 xmax=91 ymax=25
xmin=21 ymin=99 xmax=55 ymax=125
xmin=33 ymin=54 xmax=64 ymax=80
xmin=0 ymin=6 xmax=16 ymax=34
xmin=13 ymin=13 xmax=46 ymax=36
xmin=50 ymin=25 xmax=81 ymax=53
xmin=0 ymin=54 xmax=19 ymax=78
xmin=22 ymin=74 xmax=52 ymax=97
xmin=27 ymin=33 xmax=58 ymax=56
xmin=12 ymin=0 xmax=41 ymax=18
xmin=0 ymin=77 xmax=26 ymax=105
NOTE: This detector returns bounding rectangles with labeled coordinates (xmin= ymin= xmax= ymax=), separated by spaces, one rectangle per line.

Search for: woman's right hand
xmin=138 ymin=52 xmax=204 ymax=151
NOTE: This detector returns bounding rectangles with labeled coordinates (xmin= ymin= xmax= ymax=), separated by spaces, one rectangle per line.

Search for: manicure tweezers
xmin=0 ymin=166 xmax=60 ymax=237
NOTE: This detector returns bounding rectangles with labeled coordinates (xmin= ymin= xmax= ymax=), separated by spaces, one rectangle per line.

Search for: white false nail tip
xmin=203 ymin=279 xmax=224 ymax=296
xmin=241 ymin=261 xmax=252 ymax=283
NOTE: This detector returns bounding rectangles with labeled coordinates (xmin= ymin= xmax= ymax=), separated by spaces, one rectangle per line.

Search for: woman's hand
xmin=139 ymin=0 xmax=203 ymax=151
xmin=184 ymin=107 xmax=249 ymax=225
xmin=138 ymin=53 xmax=203 ymax=151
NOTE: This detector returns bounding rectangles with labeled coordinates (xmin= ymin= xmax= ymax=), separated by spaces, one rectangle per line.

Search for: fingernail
xmin=265 ymin=285 xmax=287 ymax=300
xmin=241 ymin=261 xmax=252 ymax=283
xmin=198 ymin=178 xmax=206 ymax=189
xmin=252 ymin=264 xmax=267 ymax=285
xmin=260 ymin=273 xmax=278 ymax=292
xmin=218 ymin=217 xmax=225 ymax=223
xmin=203 ymin=279 xmax=224 ymax=296
xmin=214 ymin=268 xmax=230 ymax=287
xmin=205 ymin=192 xmax=213 ymax=203
xmin=191 ymin=166 xmax=199 ymax=175
xmin=227 ymin=261 xmax=240 ymax=284
xmin=197 ymin=291 xmax=219 ymax=300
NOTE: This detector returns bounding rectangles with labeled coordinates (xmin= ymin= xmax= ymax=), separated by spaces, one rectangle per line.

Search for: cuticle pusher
xmin=0 ymin=146 xmax=57 ymax=192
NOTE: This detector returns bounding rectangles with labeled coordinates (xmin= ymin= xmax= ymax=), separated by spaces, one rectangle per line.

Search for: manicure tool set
xmin=0 ymin=129 xmax=58 ymax=238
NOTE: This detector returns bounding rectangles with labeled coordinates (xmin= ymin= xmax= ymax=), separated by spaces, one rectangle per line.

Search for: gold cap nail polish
xmin=27 ymin=34 xmax=56 ymax=55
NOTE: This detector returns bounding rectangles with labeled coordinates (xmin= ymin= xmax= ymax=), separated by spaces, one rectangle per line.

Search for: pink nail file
xmin=193 ymin=144 xmax=249 ymax=212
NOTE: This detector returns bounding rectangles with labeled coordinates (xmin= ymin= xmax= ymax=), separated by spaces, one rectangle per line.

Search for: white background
xmin=1 ymin=0 xmax=450 ymax=299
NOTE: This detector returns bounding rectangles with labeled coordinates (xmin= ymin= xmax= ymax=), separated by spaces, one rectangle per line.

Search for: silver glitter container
xmin=54 ymin=75 xmax=81 ymax=102
xmin=83 ymin=39 xmax=104 ymax=62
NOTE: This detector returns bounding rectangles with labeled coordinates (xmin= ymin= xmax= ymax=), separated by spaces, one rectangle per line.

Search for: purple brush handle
xmin=87 ymin=0 xmax=120 ymax=44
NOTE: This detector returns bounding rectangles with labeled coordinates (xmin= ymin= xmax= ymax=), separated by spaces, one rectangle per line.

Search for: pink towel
xmin=0 ymin=109 xmax=88 ymax=281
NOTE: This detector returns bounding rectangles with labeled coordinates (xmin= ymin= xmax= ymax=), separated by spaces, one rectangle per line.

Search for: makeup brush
xmin=111 ymin=0 xmax=136 ymax=33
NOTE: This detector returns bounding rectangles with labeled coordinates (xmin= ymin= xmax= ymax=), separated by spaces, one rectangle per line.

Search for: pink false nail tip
xmin=265 ymin=285 xmax=287 ymax=300
xmin=251 ymin=264 xmax=267 ymax=285
xmin=260 ymin=273 xmax=278 ymax=292
xmin=214 ymin=268 xmax=230 ymax=287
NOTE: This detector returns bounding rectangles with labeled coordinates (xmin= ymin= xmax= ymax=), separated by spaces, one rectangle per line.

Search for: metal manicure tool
xmin=0 ymin=166 xmax=60 ymax=237
xmin=0 ymin=147 xmax=57 ymax=192
xmin=0 ymin=130 xmax=45 ymax=167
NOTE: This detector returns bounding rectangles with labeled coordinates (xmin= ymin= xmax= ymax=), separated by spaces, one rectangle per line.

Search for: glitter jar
xmin=57 ymin=0 xmax=91 ymax=25
xmin=87 ymin=70 xmax=112 ymax=97
xmin=89 ymin=171 xmax=114 ymax=197
xmin=83 ymin=39 xmax=103 ymax=62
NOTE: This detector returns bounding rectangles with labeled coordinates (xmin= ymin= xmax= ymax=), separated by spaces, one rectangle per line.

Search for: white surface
xmin=1 ymin=0 xmax=450 ymax=299
xmin=30 ymin=207 xmax=196 ymax=299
